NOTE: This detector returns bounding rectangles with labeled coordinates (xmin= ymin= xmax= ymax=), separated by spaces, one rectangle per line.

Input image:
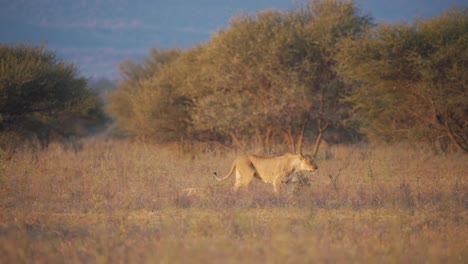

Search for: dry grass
xmin=0 ymin=139 xmax=467 ymax=263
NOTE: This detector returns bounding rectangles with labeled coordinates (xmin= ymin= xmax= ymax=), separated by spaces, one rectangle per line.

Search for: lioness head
xmin=297 ymin=154 xmax=318 ymax=173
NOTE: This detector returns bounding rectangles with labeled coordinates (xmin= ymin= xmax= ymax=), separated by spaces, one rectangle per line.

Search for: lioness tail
xmin=213 ymin=162 xmax=236 ymax=182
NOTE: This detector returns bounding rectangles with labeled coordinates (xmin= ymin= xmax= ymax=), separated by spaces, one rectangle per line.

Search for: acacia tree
xmin=189 ymin=10 xmax=314 ymax=152
xmin=107 ymin=48 xmax=190 ymax=141
xmin=0 ymin=43 xmax=104 ymax=147
xmin=294 ymin=0 xmax=372 ymax=156
xmin=108 ymin=1 xmax=371 ymax=152
xmin=191 ymin=0 xmax=371 ymax=155
xmin=337 ymin=8 xmax=467 ymax=152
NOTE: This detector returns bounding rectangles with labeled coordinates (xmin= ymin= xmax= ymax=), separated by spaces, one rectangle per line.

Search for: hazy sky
xmin=1 ymin=0 xmax=466 ymax=78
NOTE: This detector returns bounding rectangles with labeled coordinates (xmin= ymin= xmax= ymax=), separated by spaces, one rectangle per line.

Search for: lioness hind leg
xmin=233 ymin=170 xmax=242 ymax=191
xmin=233 ymin=167 xmax=255 ymax=191
xmin=233 ymin=180 xmax=241 ymax=192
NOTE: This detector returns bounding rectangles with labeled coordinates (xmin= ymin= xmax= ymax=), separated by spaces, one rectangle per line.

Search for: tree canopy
xmin=336 ymin=8 xmax=467 ymax=152
xmin=0 ymin=43 xmax=106 ymax=148
xmin=108 ymin=0 xmax=371 ymax=154
xmin=107 ymin=48 xmax=192 ymax=141
xmin=107 ymin=1 xmax=466 ymax=153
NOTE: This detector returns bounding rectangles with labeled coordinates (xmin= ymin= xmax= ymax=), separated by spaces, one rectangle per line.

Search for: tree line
xmin=108 ymin=0 xmax=467 ymax=153
xmin=1 ymin=0 xmax=466 ymax=153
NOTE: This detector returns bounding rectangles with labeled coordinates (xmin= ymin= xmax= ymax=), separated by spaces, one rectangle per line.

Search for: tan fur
xmin=214 ymin=153 xmax=318 ymax=193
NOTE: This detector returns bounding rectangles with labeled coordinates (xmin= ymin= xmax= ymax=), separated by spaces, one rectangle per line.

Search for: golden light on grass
xmin=0 ymin=140 xmax=466 ymax=263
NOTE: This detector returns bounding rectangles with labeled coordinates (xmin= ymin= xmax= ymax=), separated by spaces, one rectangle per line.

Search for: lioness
xmin=213 ymin=153 xmax=318 ymax=193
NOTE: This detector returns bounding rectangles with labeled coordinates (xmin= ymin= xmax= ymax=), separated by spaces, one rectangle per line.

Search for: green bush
xmin=0 ymin=43 xmax=106 ymax=148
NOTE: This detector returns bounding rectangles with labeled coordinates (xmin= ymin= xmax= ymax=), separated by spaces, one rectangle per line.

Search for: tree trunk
xmin=228 ymin=131 xmax=244 ymax=150
xmin=312 ymin=120 xmax=330 ymax=158
xmin=265 ymin=127 xmax=272 ymax=154
xmin=296 ymin=118 xmax=309 ymax=155
xmin=406 ymin=107 xmax=468 ymax=153
xmin=283 ymin=126 xmax=295 ymax=153
xmin=445 ymin=121 xmax=468 ymax=153
xmin=312 ymin=130 xmax=324 ymax=158
xmin=255 ymin=127 xmax=273 ymax=154
xmin=255 ymin=127 xmax=264 ymax=153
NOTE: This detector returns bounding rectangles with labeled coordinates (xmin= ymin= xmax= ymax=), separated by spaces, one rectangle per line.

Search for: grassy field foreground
xmin=0 ymin=140 xmax=466 ymax=263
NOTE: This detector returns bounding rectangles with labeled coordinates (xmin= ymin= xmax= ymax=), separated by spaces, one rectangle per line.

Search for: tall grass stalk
xmin=0 ymin=140 xmax=466 ymax=263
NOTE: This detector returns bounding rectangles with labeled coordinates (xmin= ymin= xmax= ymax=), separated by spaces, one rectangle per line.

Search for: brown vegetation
xmin=106 ymin=3 xmax=467 ymax=153
xmin=0 ymin=2 xmax=466 ymax=263
xmin=0 ymin=140 xmax=466 ymax=263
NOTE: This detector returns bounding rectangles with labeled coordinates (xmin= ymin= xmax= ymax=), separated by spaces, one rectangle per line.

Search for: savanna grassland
xmin=0 ymin=140 xmax=466 ymax=263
